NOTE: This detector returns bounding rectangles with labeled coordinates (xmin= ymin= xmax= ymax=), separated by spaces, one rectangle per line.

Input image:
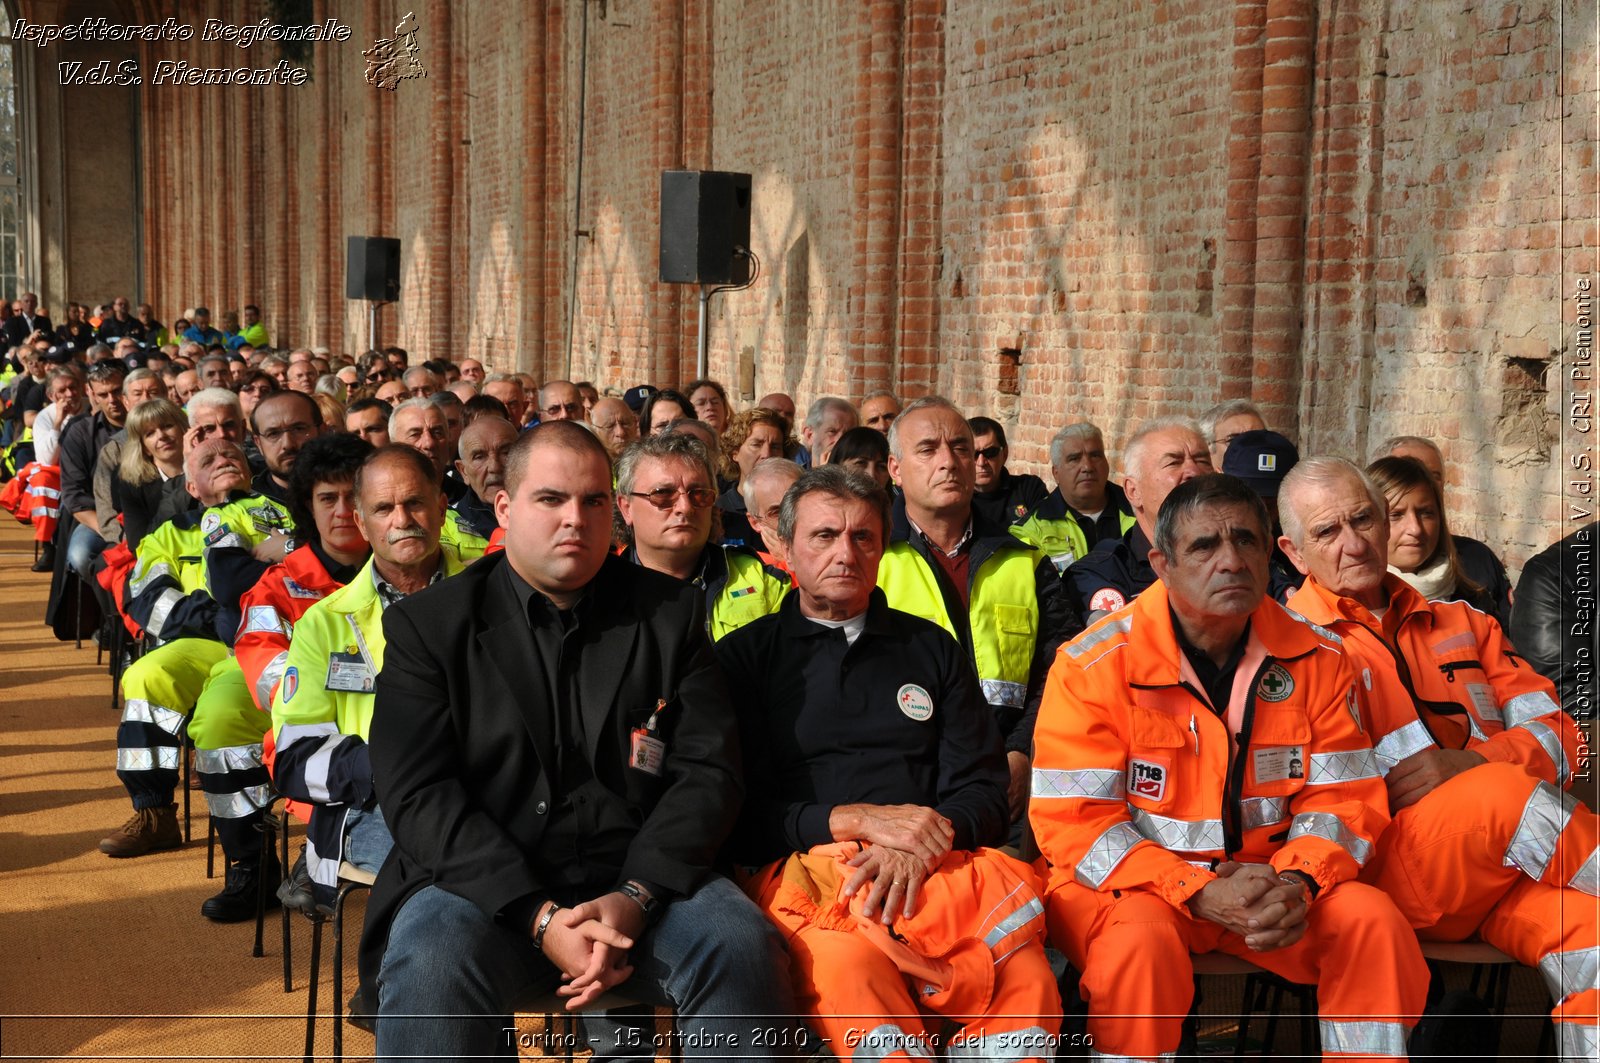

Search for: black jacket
xmin=971 ymin=470 xmax=1049 ymax=529
xmin=358 ymin=551 xmax=743 ymax=995
xmin=1510 ymin=522 xmax=1598 ymax=722
xmin=718 ymin=590 xmax=1009 ymax=867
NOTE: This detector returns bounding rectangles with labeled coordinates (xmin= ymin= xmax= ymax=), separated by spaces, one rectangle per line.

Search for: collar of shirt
xmin=502 ymin=556 xmax=593 ymax=629
xmin=905 ymin=513 xmax=974 ymax=559
xmin=777 ymin=586 xmax=897 ymax=641
xmin=371 ymin=554 xmax=446 ymax=610
xmin=1169 ymin=608 xmax=1251 ymax=714
xmin=310 ymin=540 xmax=364 ymax=586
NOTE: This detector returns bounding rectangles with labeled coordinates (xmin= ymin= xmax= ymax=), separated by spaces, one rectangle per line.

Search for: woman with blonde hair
xmin=115 ymin=398 xmax=192 ymax=548
xmin=1366 ymin=455 xmax=1508 ymax=625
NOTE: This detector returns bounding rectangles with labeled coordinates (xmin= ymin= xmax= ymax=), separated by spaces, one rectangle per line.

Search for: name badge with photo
xmin=1253 ymin=744 xmax=1306 ymax=784
xmin=325 ymin=651 xmax=375 ymax=693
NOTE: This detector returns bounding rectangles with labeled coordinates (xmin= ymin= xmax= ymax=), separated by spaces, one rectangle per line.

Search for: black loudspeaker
xmin=659 ymin=170 xmax=752 ymax=285
xmin=346 ymin=236 xmax=401 ymax=302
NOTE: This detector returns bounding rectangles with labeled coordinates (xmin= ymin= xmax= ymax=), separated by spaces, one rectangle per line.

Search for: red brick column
xmin=427 ymin=6 xmax=455 ymax=362
xmin=895 ymin=0 xmax=944 ymax=399
xmin=849 ymin=0 xmax=903 ymax=400
xmin=652 ymin=0 xmax=686 ymax=389
xmin=1220 ymin=0 xmax=1267 ymax=401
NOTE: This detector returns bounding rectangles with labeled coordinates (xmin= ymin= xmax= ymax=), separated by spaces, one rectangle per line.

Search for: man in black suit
xmin=361 ymin=420 xmax=803 ymax=1059
xmin=3 ymin=291 xmax=52 ymax=349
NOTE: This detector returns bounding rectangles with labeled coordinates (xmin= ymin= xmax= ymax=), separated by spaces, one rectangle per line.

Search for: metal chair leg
xmin=305 ymin=908 xmax=326 ymax=1063
xmin=332 ymin=884 xmax=355 ymax=1059
xmin=74 ymin=575 xmax=83 ymax=650
xmin=206 ymin=817 xmax=216 ymax=879
xmin=281 ymin=817 xmax=294 ymax=992
xmin=180 ymin=729 xmax=193 ymax=844
xmin=254 ymin=812 xmax=276 ymax=959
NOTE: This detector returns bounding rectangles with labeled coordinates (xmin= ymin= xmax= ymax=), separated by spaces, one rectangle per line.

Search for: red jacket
xmin=236 ymin=545 xmax=350 ymax=713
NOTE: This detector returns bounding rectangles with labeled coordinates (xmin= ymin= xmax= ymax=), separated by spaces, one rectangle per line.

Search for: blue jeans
xmin=375 ymin=875 xmax=806 ymax=1060
xmin=67 ymin=522 xmax=107 ymax=580
xmin=344 ymin=805 xmax=393 ymax=874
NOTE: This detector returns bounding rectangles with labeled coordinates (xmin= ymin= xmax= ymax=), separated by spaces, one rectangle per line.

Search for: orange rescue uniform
xmin=236 ymin=545 xmax=354 ymax=824
xmin=1289 ymin=575 xmax=1599 ymax=1061
xmin=1031 ymin=582 xmax=1426 ymax=1061
xmin=744 ymin=843 xmax=1060 ymax=1061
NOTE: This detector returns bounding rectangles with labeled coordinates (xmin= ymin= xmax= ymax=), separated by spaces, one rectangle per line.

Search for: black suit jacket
xmin=4 ymin=313 xmax=52 ymax=348
xmin=357 ymin=551 xmax=743 ymax=990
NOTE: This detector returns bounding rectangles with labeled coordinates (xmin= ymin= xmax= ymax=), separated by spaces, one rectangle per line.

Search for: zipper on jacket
xmin=1384 ymin=614 xmax=1471 ymax=748
xmin=1223 ymin=658 xmax=1271 ymax=858
xmin=1437 ymin=660 xmax=1484 ymax=683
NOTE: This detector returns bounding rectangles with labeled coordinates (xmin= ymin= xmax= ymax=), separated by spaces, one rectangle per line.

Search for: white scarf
xmin=1390 ymin=553 xmax=1455 ymax=601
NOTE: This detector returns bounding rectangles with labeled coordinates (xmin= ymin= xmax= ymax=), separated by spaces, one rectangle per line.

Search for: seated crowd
xmin=3 ymin=295 xmax=1597 ymax=1063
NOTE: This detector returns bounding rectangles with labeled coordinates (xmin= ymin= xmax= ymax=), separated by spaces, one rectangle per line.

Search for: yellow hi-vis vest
xmin=1011 ymin=496 xmax=1136 ymax=574
xmin=876 ymin=539 xmax=1040 ymax=709
xmin=706 ymin=545 xmax=789 ymax=642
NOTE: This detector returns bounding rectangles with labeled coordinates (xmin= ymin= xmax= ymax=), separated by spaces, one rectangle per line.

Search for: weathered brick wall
xmin=24 ymin=0 xmax=1592 ymax=570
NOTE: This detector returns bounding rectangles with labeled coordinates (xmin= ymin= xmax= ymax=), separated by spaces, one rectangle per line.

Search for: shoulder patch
xmin=1089 ymin=587 xmax=1126 ymax=613
xmin=281 ymin=667 xmax=299 ymax=703
xmin=283 ymin=578 xmax=321 ymax=600
xmin=1258 ymin=663 xmax=1296 ymax=703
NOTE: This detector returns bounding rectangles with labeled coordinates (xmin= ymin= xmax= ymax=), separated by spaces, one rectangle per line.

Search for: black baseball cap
xmin=623 ymin=384 xmax=658 ymax=413
xmin=1221 ymin=429 xmax=1300 ymax=497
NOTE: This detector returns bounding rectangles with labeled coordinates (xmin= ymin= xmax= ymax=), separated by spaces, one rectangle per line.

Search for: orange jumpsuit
xmin=235 ymin=545 xmax=352 ymax=825
xmin=0 ymin=460 xmax=60 ymax=543
xmin=745 ymin=843 xmax=1060 ymax=1061
xmin=1289 ymin=575 xmax=1599 ymax=1061
xmin=1031 ymin=582 xmax=1426 ymax=1061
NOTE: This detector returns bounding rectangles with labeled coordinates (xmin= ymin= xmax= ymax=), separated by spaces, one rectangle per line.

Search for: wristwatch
xmin=618 ymin=880 xmax=660 ymax=917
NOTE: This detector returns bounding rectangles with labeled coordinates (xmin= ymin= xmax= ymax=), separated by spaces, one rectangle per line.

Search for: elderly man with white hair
xmin=1279 ymin=456 xmax=1599 ymax=1061
xmin=1012 ymin=421 xmax=1135 ymax=573
xmin=1066 ymin=415 xmax=1212 ymax=620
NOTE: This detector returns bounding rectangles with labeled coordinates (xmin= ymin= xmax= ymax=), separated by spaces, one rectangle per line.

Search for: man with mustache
xmin=99 ymin=439 xmax=262 ymax=857
xmin=616 ymin=432 xmax=788 ymax=641
xmin=1031 ymin=474 xmax=1425 ymax=1061
xmin=270 ymin=446 xmax=463 ymax=909
xmin=876 ymin=396 xmax=1081 ymax=831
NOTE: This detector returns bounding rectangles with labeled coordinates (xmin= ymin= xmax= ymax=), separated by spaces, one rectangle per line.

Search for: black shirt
xmin=501 ymin=561 xmax=648 ymax=901
xmin=971 ymin=470 xmax=1049 ymax=529
xmin=1172 ymin=612 xmax=1250 ymax=717
xmin=717 ymin=589 xmax=1010 ymax=867
xmin=252 ymin=467 xmax=290 ymax=505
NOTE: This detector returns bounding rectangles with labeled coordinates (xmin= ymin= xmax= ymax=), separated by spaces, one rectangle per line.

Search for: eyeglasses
xmin=975 ymin=446 xmax=1004 ymax=461
xmin=367 ymin=370 xmax=392 ymax=383
xmin=629 ymin=486 xmax=717 ymax=510
xmin=545 ymin=402 xmax=585 ymax=416
xmin=258 ymin=422 xmax=315 ymax=444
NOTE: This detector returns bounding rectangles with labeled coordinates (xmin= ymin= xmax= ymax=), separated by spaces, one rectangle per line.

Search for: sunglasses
xmin=975 ymin=445 xmax=1004 ymax=461
xmin=629 ymin=486 xmax=717 ymax=510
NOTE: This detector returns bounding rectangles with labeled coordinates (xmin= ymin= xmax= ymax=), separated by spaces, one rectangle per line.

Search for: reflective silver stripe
xmin=306 ymin=831 xmax=340 ymax=889
xmin=288 ymin=729 xmax=353 ymax=805
xmin=1032 ymin=767 xmax=1125 ymax=801
xmin=117 ymin=746 xmax=181 ymax=771
xmin=1558 ymin=1021 xmax=1598 ymax=1063
xmin=194 ymin=744 xmax=265 ymax=774
xmin=29 ymin=484 xmax=61 ymax=499
xmin=1570 ymin=847 xmax=1600 ymax=897
xmin=1374 ymin=719 xmax=1435 ymax=773
xmin=979 ymin=678 xmax=1026 ymax=708
xmin=1466 ymin=713 xmax=1488 ymax=743
xmin=127 ymin=560 xmax=173 ymax=598
xmin=1286 ymin=812 xmax=1372 ymax=865
xmin=982 ymin=896 xmax=1044 ymax=950
xmin=204 ymin=784 xmax=275 ymax=819
xmin=946 ymin=1026 xmax=1052 ymax=1061
xmin=255 ymin=651 xmax=289 ymax=709
xmin=1282 ymin=607 xmax=1342 ymax=644
xmin=1240 ymin=795 xmax=1290 ymax=830
xmin=1319 ymin=1019 xmax=1408 ymax=1056
xmin=1066 ymin=615 xmax=1134 ymax=659
xmin=1307 ymin=747 xmax=1381 ymax=785
xmin=1090 ymin=1052 xmax=1174 ymax=1062
xmin=1504 ymin=781 xmax=1578 ymax=880
xmin=121 ymin=697 xmax=186 ymax=736
xmin=1521 ymin=719 xmax=1571 ymax=786
xmin=240 ymin=605 xmax=287 ymax=637
xmin=1129 ymin=805 xmax=1224 ymax=852
xmin=144 ymin=588 xmax=184 ymax=640
xmin=1538 ymin=946 xmax=1600 ymax=1004
xmin=1075 ymin=821 xmax=1145 ymax=889
xmin=850 ymin=1023 xmax=932 ymax=1062
xmin=1504 ymin=690 xmax=1561 ymax=729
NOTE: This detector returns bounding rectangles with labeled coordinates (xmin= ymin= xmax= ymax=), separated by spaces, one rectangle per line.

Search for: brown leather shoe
xmin=98 ymin=804 xmax=182 ymax=857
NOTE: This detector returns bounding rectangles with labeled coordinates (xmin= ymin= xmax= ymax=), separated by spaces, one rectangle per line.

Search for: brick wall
xmin=24 ymin=0 xmax=1592 ymax=571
